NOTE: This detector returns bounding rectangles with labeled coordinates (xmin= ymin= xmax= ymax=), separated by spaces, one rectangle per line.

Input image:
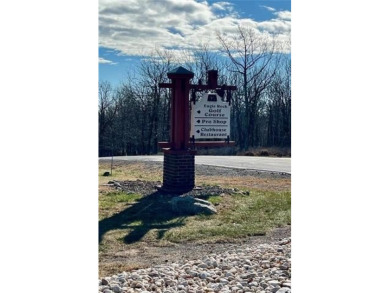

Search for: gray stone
xmin=131 ymin=281 xmax=143 ymax=288
xmin=268 ymin=280 xmax=280 ymax=286
xmin=148 ymin=271 xmax=159 ymax=277
xmin=170 ymin=196 xmax=217 ymax=215
xmin=280 ymin=265 xmax=289 ymax=270
xmin=111 ymin=284 xmax=121 ymax=293
xmin=276 ymin=288 xmax=291 ymax=293
xmin=220 ymin=278 xmax=229 ymax=284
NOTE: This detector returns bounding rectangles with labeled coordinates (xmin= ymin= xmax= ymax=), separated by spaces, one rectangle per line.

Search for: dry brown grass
xmin=237 ymin=146 xmax=291 ymax=157
xmin=99 ymin=161 xmax=163 ymax=184
xmin=196 ymin=175 xmax=291 ymax=192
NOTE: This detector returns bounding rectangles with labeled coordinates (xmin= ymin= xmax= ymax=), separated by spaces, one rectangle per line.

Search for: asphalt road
xmin=100 ymin=155 xmax=291 ymax=174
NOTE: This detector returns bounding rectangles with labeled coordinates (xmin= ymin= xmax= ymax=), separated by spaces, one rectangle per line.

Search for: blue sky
xmin=99 ymin=0 xmax=291 ymax=87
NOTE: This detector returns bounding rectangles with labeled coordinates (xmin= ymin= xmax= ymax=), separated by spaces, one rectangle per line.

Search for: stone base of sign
xmin=170 ymin=196 xmax=217 ymax=215
xmin=161 ymin=149 xmax=196 ymax=193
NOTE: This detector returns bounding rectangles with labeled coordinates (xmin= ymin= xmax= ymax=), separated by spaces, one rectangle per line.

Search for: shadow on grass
xmin=99 ymin=191 xmax=201 ymax=244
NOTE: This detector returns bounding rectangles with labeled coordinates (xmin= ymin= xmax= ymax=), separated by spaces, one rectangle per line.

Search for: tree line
xmin=99 ymin=26 xmax=291 ymax=156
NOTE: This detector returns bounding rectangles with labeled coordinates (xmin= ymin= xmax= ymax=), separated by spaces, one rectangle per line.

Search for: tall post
xmin=162 ymin=67 xmax=196 ymax=192
xmin=158 ymin=67 xmax=237 ymax=193
xmin=168 ymin=68 xmax=193 ymax=150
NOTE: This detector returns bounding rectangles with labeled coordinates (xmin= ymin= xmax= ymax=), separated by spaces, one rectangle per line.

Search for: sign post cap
xmin=168 ymin=66 xmax=194 ymax=78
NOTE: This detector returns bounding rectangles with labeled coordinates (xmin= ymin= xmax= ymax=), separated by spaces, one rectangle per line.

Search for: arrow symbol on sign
xmin=197 ymin=110 xmax=201 ymax=114
xmin=196 ymin=130 xmax=200 ymax=133
xmin=197 ymin=120 xmax=200 ymax=123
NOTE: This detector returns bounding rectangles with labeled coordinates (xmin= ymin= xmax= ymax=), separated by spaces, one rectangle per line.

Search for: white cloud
xmin=141 ymin=48 xmax=197 ymax=64
xmin=99 ymin=0 xmax=291 ymax=57
xmin=262 ymin=5 xmax=276 ymax=12
xmin=212 ymin=1 xmax=234 ymax=12
xmin=99 ymin=57 xmax=117 ymax=65
xmin=258 ymin=19 xmax=291 ymax=34
xmin=257 ymin=10 xmax=291 ymax=35
xmin=275 ymin=10 xmax=291 ymax=21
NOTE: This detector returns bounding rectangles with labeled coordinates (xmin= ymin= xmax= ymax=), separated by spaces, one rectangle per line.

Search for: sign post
xmin=159 ymin=67 xmax=236 ymax=193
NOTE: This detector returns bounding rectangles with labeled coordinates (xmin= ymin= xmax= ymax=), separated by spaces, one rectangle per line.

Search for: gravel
xmin=99 ymin=237 xmax=291 ymax=293
xmin=105 ymin=178 xmax=243 ymax=197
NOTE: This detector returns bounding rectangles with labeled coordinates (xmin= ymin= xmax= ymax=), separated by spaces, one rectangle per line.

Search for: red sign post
xmin=159 ymin=67 xmax=236 ymax=192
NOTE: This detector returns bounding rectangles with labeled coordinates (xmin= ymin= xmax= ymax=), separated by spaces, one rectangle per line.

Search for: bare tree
xmin=188 ymin=44 xmax=224 ymax=84
xmin=138 ymin=49 xmax=174 ymax=153
xmin=266 ymin=57 xmax=291 ymax=147
xmin=217 ymin=26 xmax=281 ymax=149
xmin=98 ymin=81 xmax=118 ymax=156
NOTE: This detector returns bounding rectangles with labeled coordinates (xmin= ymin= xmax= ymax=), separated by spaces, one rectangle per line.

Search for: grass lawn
xmin=98 ymin=160 xmax=291 ymax=275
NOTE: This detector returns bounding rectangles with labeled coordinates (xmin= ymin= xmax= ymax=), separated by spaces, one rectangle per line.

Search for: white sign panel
xmin=190 ymin=92 xmax=231 ymax=139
